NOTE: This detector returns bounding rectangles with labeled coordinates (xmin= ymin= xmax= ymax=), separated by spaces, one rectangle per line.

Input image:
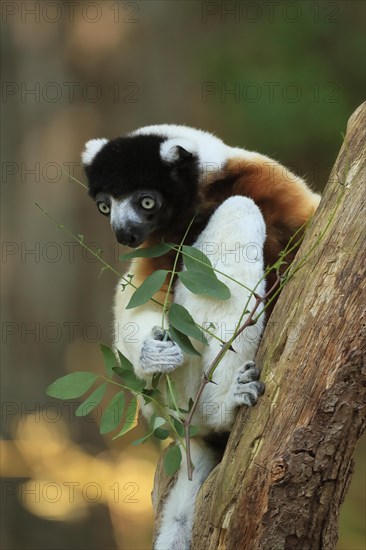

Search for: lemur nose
xmin=115 ymin=228 xmax=139 ymax=247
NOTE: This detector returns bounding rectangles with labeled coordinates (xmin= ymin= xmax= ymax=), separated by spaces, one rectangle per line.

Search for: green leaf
xmin=100 ymin=391 xmax=125 ymax=435
xmin=164 ymin=445 xmax=182 ymax=476
xmin=141 ymin=388 xmax=162 ymax=404
xmin=119 ymin=243 xmax=172 ymax=261
xmin=131 ymin=434 xmax=151 ymax=446
xmin=113 ymin=366 xmax=145 ymax=392
xmin=151 ymin=416 xmax=167 ymax=431
xmin=153 ymin=428 xmax=170 ymax=440
xmin=100 ymin=344 xmax=116 ymax=377
xmin=126 ymin=269 xmax=169 ymax=309
xmin=46 ymin=372 xmax=99 ymax=399
xmin=169 ymin=326 xmax=201 ymax=356
xmin=75 ymin=383 xmax=107 ymax=417
xmin=178 ymin=270 xmax=231 ymax=300
xmin=131 ymin=416 xmax=166 ymax=445
xmin=182 ymin=245 xmax=214 ymax=273
xmin=166 ymin=377 xmax=179 ymax=410
xmin=117 ymin=350 xmax=134 ymax=372
xmin=178 ymin=398 xmax=194 ymax=414
xmin=172 ymin=417 xmax=184 ymax=437
xmin=113 ymin=397 xmax=138 ymax=439
xmin=171 ymin=417 xmax=198 ymax=437
xmin=189 ymin=425 xmax=200 ymax=436
xmin=169 ymin=303 xmax=208 ymax=344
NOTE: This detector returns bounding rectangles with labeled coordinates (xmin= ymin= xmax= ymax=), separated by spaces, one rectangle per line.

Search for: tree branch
xmin=191 ymin=101 xmax=366 ymax=550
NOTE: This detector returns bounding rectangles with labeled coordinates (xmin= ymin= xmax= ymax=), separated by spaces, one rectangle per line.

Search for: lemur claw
xmin=139 ymin=326 xmax=184 ymax=374
xmin=233 ymin=361 xmax=265 ymax=407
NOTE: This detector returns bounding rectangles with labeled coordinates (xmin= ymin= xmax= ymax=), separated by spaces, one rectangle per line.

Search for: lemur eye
xmin=140 ymin=196 xmax=156 ymax=210
xmin=97 ymin=201 xmax=110 ymax=216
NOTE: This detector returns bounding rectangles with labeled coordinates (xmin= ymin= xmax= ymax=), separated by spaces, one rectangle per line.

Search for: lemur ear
xmin=81 ymin=138 xmax=108 ymax=166
xmin=160 ymin=138 xmax=197 ymax=163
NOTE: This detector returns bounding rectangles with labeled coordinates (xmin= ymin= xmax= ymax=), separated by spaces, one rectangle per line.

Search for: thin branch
xmin=61 ymin=168 xmax=88 ymax=189
xmin=161 ymin=215 xmax=196 ymax=330
xmin=183 ymin=272 xmax=281 ymax=480
xmin=34 ymin=202 xmax=165 ymax=307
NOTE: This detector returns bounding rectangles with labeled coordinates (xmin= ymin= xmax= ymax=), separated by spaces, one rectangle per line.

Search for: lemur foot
xmin=233 ymin=361 xmax=265 ymax=407
xmin=140 ymin=327 xmax=184 ymax=374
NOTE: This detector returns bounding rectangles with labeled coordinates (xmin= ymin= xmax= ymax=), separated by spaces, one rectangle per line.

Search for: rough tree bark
xmin=153 ymin=102 xmax=366 ymax=550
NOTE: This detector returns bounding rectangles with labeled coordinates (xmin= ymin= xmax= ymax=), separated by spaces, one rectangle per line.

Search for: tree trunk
xmin=154 ymin=102 xmax=366 ymax=549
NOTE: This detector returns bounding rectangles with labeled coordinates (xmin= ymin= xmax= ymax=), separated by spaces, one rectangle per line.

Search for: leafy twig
xmin=60 ymin=168 xmax=88 ymax=189
xmin=167 ymin=243 xmax=254 ymax=294
xmin=161 ymin=216 xmax=196 ymax=330
xmin=99 ymin=375 xmax=186 ymax=448
xmin=183 ymin=272 xmax=281 ymax=480
xmin=34 ymin=202 xmax=164 ymax=307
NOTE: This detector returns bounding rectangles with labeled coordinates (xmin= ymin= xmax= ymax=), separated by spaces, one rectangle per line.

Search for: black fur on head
xmin=84 ymin=134 xmax=200 ymax=225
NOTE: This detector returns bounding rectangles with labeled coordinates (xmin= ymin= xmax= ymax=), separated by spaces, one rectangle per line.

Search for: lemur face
xmin=94 ymin=188 xmax=165 ymax=247
xmin=82 ymin=131 xmax=200 ymax=247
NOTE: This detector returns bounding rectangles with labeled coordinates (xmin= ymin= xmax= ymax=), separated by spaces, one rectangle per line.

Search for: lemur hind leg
xmin=154 ymin=439 xmax=219 ymax=550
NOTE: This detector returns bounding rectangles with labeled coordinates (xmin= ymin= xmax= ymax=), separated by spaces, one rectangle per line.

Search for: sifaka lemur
xmin=82 ymin=124 xmax=320 ymax=549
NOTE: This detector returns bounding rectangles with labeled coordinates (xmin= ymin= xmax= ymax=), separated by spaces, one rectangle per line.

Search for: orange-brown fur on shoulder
xmin=202 ymin=155 xmax=320 ymax=305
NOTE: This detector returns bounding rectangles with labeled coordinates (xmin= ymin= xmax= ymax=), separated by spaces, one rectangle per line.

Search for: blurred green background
xmin=1 ymin=1 xmax=365 ymax=549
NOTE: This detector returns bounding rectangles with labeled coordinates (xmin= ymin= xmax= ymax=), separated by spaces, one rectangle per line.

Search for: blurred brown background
xmin=1 ymin=1 xmax=365 ymax=549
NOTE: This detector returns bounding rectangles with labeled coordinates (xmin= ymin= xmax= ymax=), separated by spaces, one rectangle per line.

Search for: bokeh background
xmin=1 ymin=1 xmax=365 ymax=549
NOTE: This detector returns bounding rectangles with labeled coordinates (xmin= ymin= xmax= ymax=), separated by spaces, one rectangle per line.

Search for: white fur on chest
xmin=114 ymin=196 xmax=266 ymax=432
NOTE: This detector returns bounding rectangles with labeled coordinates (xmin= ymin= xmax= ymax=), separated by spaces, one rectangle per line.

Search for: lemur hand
xmin=139 ymin=327 xmax=184 ymax=374
xmin=233 ymin=361 xmax=265 ymax=407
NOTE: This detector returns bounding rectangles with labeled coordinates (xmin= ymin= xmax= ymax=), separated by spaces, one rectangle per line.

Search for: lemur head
xmin=82 ymin=129 xmax=206 ymax=247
